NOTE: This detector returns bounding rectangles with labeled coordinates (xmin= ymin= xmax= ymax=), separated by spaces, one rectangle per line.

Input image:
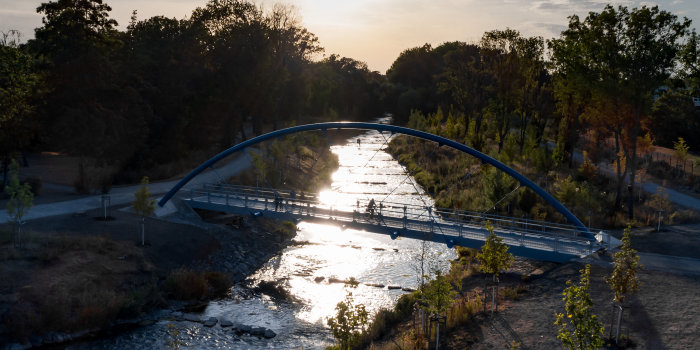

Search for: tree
xmin=550 ymin=5 xmax=691 ymax=219
xmin=0 ymin=31 xmax=41 ymax=190
xmin=327 ymin=280 xmax=369 ymax=350
xmin=673 ymin=137 xmax=690 ymax=164
xmin=32 ymin=0 xmax=146 ymax=192
xmin=605 ymin=226 xmax=643 ymax=344
xmin=555 ymin=264 xmax=604 ymax=350
xmin=422 ymin=270 xmax=458 ymax=317
xmin=476 ymin=222 xmax=514 ymax=312
xmin=5 ymin=159 xmax=34 ymax=247
xmin=133 ymin=176 xmax=156 ymax=246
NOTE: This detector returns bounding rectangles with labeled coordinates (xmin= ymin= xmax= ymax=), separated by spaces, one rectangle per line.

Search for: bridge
xmin=159 ymin=122 xmax=613 ymax=263
xmin=184 ymin=183 xmax=603 ymax=262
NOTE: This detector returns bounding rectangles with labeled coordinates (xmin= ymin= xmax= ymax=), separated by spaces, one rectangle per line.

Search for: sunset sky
xmin=2 ymin=0 xmax=699 ymax=73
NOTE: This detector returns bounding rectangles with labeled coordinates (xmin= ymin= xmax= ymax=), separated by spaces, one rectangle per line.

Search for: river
xmin=82 ymin=118 xmax=455 ymax=349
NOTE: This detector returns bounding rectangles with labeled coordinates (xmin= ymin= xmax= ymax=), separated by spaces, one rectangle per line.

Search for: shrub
xmin=205 ymin=271 xmax=232 ymax=298
xmin=164 ymin=269 xmax=208 ymax=300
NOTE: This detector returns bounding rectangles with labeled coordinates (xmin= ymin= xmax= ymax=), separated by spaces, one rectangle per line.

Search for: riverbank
xmin=364 ymin=240 xmax=700 ymax=349
xmin=0 ymin=205 xmax=296 ymax=348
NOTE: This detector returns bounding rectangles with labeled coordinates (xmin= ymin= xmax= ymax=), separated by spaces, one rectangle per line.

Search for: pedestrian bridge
xmin=158 ymin=122 xmax=615 ymax=263
xmin=182 ymin=183 xmax=607 ymax=263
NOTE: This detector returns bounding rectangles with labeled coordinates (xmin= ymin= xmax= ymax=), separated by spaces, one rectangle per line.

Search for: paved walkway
xmin=578 ymin=251 xmax=700 ymax=275
xmin=559 ymin=142 xmax=700 ymax=211
xmin=0 ymin=154 xmax=251 ymax=224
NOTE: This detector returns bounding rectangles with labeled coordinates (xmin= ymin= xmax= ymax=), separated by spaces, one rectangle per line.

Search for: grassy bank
xmin=0 ymin=230 xmax=164 ymax=341
xmin=0 ymin=211 xmax=300 ymax=345
xmin=356 ymin=247 xmax=497 ymax=349
xmin=228 ymin=130 xmax=340 ymax=192
xmin=387 ymin=134 xmax=698 ymax=229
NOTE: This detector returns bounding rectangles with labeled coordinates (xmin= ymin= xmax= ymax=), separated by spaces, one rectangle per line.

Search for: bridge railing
xmin=433 ymin=208 xmax=597 ymax=240
xmin=190 ymin=184 xmax=598 ymax=245
xmin=200 ymin=184 xmax=598 ymax=239
xmin=185 ymin=186 xmax=596 ymax=257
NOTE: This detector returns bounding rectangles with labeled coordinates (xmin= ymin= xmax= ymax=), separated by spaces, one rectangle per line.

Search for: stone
xmin=314 ymin=276 xmax=325 ymax=283
xmin=220 ymin=319 xmax=233 ymax=327
xmin=263 ymin=329 xmax=277 ymax=339
xmin=184 ymin=314 xmax=201 ymax=323
xmin=250 ymin=327 xmax=266 ymax=336
xmin=203 ymin=317 xmax=218 ymax=327
xmin=238 ymin=324 xmax=252 ymax=333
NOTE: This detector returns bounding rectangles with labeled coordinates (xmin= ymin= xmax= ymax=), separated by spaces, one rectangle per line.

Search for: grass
xmin=388 ymin=134 xmax=699 ymax=230
xmin=0 ymin=232 xmax=156 ymax=340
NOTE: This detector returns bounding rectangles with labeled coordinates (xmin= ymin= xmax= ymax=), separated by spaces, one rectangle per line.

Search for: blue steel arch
xmin=158 ymin=122 xmax=594 ymax=240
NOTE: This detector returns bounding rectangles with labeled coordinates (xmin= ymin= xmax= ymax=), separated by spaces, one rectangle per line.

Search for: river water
xmin=85 ymin=118 xmax=455 ymax=349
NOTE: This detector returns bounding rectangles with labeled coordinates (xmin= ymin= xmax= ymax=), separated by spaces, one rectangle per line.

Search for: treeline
xmin=382 ymin=5 xmax=700 ymax=220
xmin=0 ymin=0 xmax=384 ymax=189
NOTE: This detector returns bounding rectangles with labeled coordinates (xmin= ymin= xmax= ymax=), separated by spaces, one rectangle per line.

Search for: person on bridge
xmin=357 ymin=138 xmax=361 ymax=148
xmin=274 ymin=191 xmax=280 ymax=211
xmin=367 ymin=198 xmax=376 ymax=218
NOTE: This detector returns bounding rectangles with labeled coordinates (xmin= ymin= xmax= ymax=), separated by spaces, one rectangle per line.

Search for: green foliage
xmin=483 ymin=166 xmax=517 ymax=211
xmin=407 ymin=109 xmax=428 ymax=131
xmin=673 ymin=137 xmax=690 ymax=163
xmin=5 ymin=159 xmax=33 ymax=222
xmin=555 ymin=176 xmax=598 ymax=217
xmin=500 ymin=132 xmax=519 ymax=163
xmin=550 ymin=4 xmax=691 ymax=219
xmin=0 ymin=34 xmax=40 ymax=161
xmin=476 ymin=222 xmax=514 ymax=277
xmin=327 ymin=282 xmax=369 ymax=350
xmin=606 ymin=226 xmax=643 ymax=303
xmin=555 ymin=265 xmax=604 ymax=350
xmin=133 ymin=176 xmax=155 ymax=217
xmin=422 ymin=270 xmax=459 ymax=316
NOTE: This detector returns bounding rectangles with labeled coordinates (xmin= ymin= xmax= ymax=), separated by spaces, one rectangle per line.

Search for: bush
xmin=164 ymin=269 xmax=209 ymax=300
xmin=275 ymin=221 xmax=297 ymax=239
xmin=205 ymin=271 xmax=233 ymax=298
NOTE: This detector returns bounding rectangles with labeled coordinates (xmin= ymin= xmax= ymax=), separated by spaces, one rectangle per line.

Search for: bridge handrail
xmin=196 ymin=184 xmax=598 ymax=239
xmin=202 ymin=184 xmax=587 ymax=228
xmin=186 ymin=187 xmax=597 ymax=244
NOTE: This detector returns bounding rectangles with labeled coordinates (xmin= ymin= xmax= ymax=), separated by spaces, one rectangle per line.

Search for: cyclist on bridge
xmin=367 ymin=198 xmax=376 ymax=218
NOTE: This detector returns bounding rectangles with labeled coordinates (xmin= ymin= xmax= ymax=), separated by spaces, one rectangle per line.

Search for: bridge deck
xmin=182 ymin=185 xmax=600 ymax=263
